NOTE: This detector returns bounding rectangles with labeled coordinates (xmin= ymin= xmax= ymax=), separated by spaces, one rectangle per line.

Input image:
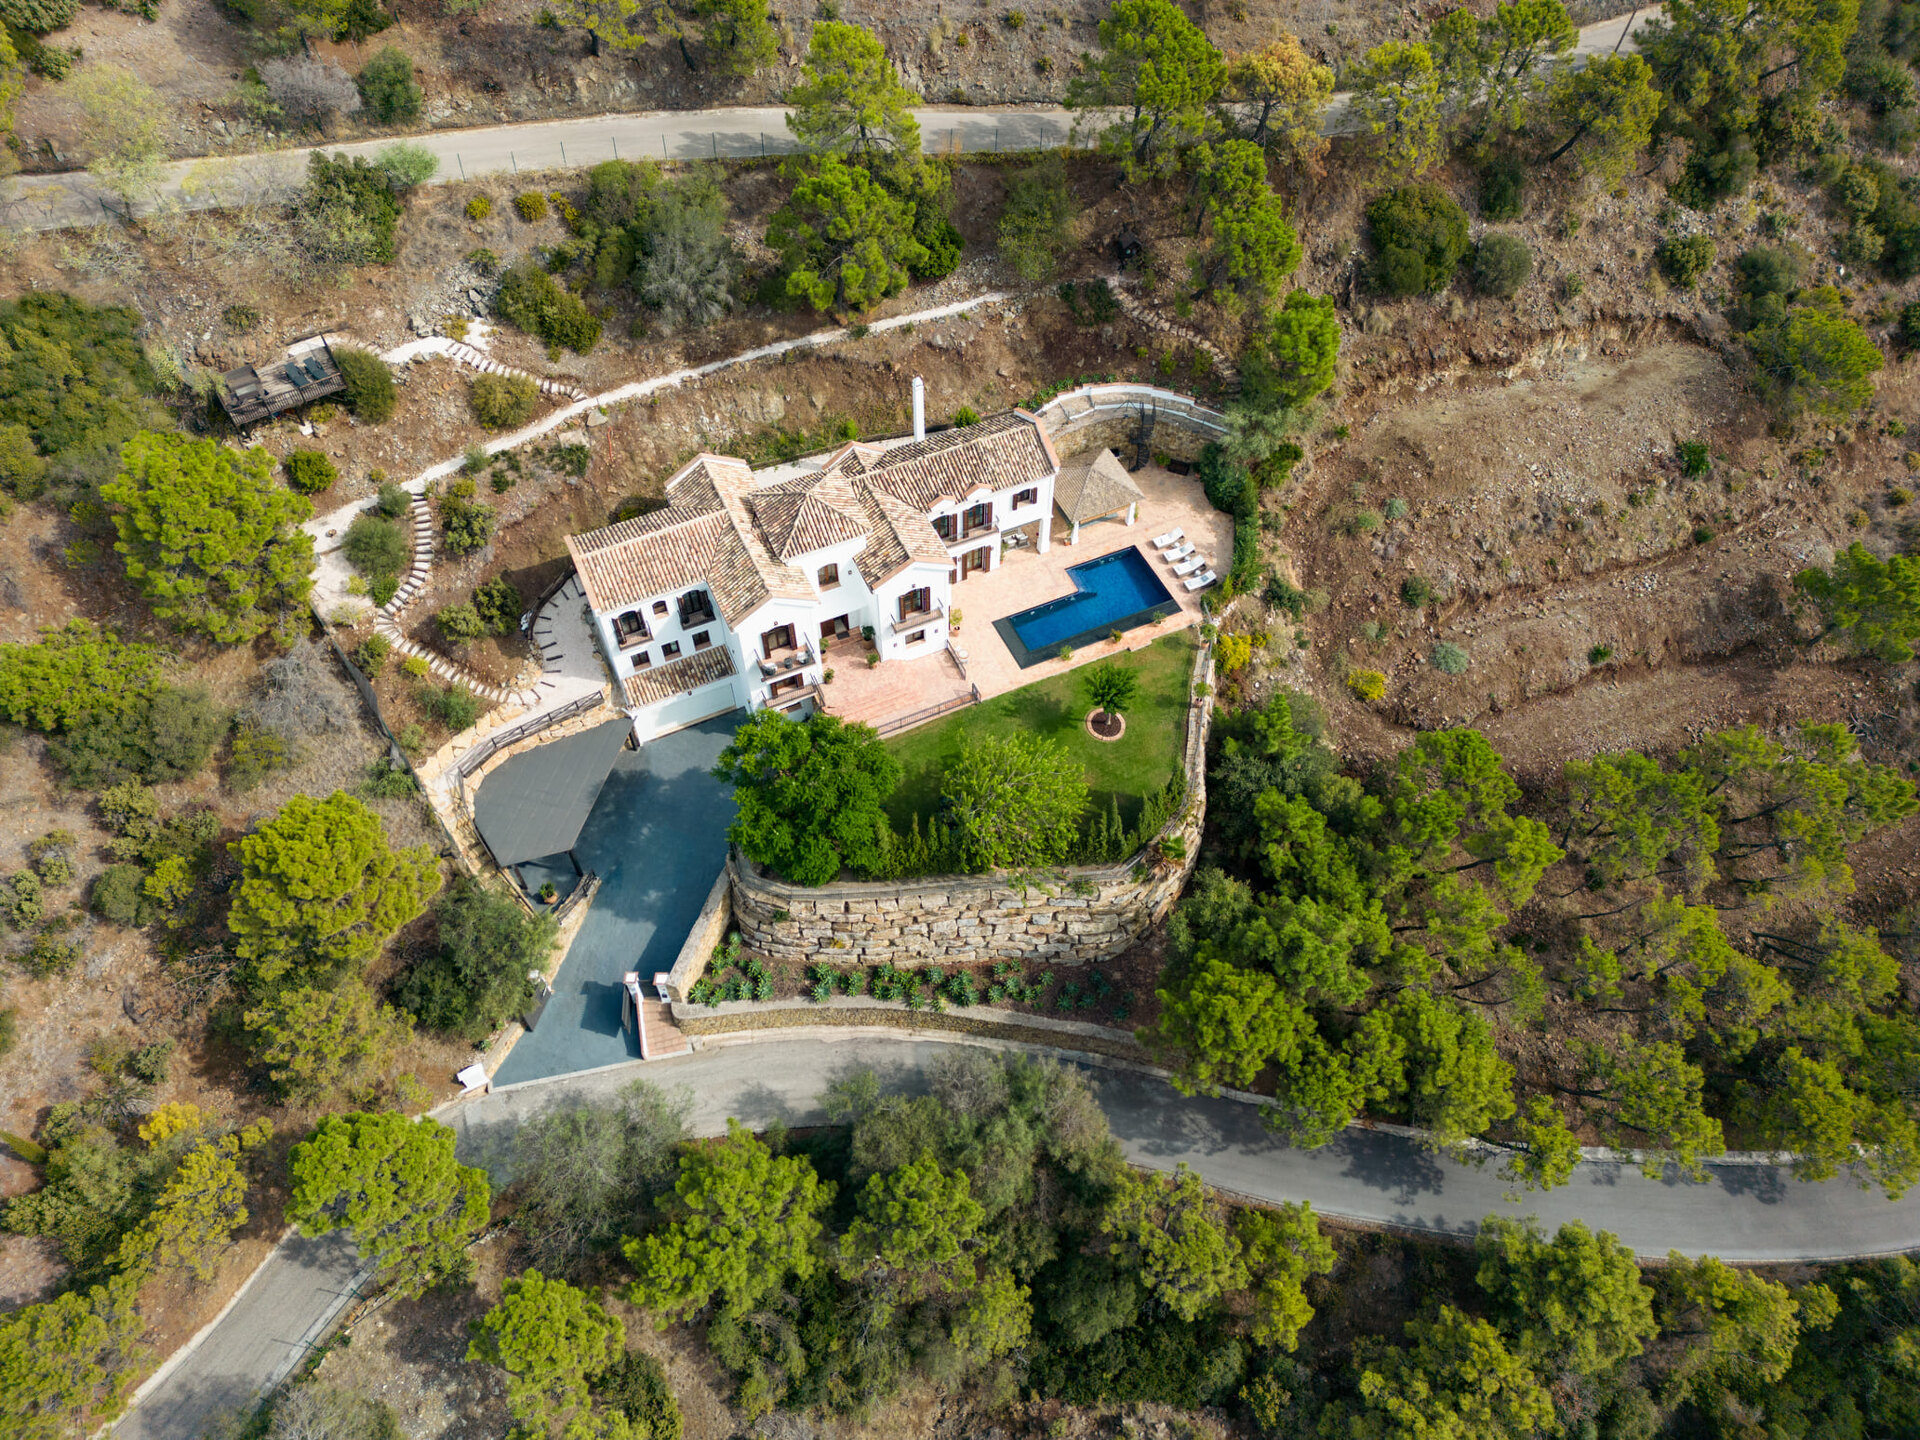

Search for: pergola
xmin=1053 ymin=447 xmax=1144 ymax=545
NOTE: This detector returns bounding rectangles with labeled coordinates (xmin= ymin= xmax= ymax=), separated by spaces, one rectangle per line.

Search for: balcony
xmin=755 ymin=643 xmax=815 ymax=679
xmin=890 ymin=604 xmax=944 ymax=635
xmin=678 ymin=605 xmax=717 ymax=629
xmin=615 ymin=626 xmax=652 ymax=650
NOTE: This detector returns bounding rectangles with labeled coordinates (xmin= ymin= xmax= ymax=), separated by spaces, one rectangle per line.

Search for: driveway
xmin=489 ymin=712 xmax=742 ymax=1086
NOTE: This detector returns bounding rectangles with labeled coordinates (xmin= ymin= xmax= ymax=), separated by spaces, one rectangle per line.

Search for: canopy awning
xmin=471 ymin=717 xmax=632 ymax=866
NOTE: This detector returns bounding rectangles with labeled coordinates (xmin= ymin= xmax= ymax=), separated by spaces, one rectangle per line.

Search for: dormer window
xmin=818 ymin=563 xmax=840 ymax=589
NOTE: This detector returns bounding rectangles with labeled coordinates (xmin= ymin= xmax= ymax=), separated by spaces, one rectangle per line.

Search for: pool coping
xmin=990 ymin=547 xmax=1181 ymax=669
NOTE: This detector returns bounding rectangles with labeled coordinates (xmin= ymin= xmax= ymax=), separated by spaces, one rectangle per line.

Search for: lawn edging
xmin=718 ymin=641 xmax=1215 ymax=972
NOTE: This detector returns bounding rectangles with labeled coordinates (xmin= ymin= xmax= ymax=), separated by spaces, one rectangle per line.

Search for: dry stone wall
xmin=729 ymin=644 xmax=1214 ymax=968
xmin=1035 ymin=383 xmax=1229 ymax=466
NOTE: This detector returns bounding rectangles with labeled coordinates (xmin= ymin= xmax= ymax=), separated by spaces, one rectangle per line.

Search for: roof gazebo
xmin=216 ymin=334 xmax=346 ymax=429
xmin=1054 ymin=447 xmax=1144 ymax=545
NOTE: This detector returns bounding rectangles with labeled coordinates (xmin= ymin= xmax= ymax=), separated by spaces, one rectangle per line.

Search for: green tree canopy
xmin=839 ymin=1150 xmax=985 ymax=1297
xmin=715 ymin=709 xmax=902 ymax=885
xmin=1544 ymin=53 xmax=1665 ymax=185
xmin=784 ymin=21 xmax=921 ymax=156
xmin=1660 ymin=1253 xmax=1811 ymax=1397
xmin=101 ymin=432 xmax=315 ymax=645
xmin=1340 ymin=1305 xmax=1555 ymax=1440
xmin=943 ymin=732 xmax=1090 ymax=870
xmin=395 ymin=875 xmax=555 ymax=1044
xmin=1795 ymin=541 xmax=1920 ymax=662
xmin=288 ymin=1112 xmax=490 ymax=1299
xmin=1226 ymin=34 xmax=1333 ymax=179
xmin=1475 ymin=1217 xmax=1657 ymax=1377
xmin=552 ymin=0 xmax=643 ymax=55
xmin=0 ymin=1274 xmax=145 ymax=1440
xmin=1237 ymin=1202 xmax=1335 ymax=1350
xmin=1082 ymin=661 xmax=1142 ymax=723
xmin=1431 ymin=0 xmax=1577 ymax=135
xmin=243 ymin=982 xmax=412 ymax=1103
xmin=1748 ymin=288 xmax=1884 ymax=417
xmin=1190 ymin=139 xmax=1302 ymax=304
xmin=226 ymin=790 xmax=442 ymax=989
xmin=1349 ymin=41 xmax=1446 ymax=180
xmin=1365 ymin=182 xmax=1470 ymax=296
xmin=1067 ymin=0 xmax=1225 ymax=179
xmin=0 ymin=292 xmax=167 ymax=468
xmin=696 ymin=0 xmax=777 ymax=75
xmin=626 ymin=1119 xmax=833 ymax=1322
xmin=466 ymin=1270 xmax=627 ymax=1440
xmin=1099 ymin=1163 xmax=1247 ymax=1321
xmin=0 ymin=621 xmax=162 ymax=734
xmin=116 ymin=1125 xmax=269 ymax=1284
xmin=1241 ymin=289 xmax=1341 ymax=409
xmin=767 ymin=156 xmax=927 ymax=315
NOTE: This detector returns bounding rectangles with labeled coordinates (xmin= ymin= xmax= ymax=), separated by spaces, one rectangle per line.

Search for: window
xmin=905 ymin=629 xmax=927 ymax=646
xmin=933 ymin=514 xmax=955 ymax=542
xmin=631 ymin=650 xmax=651 ymax=669
xmin=817 ymin=563 xmax=840 ymax=589
xmin=693 ymin=631 xmax=712 ymax=651
xmin=661 ymin=641 xmax=682 ymax=659
xmin=678 ymin=589 xmax=714 ymax=626
xmin=1013 ymin=487 xmax=1038 ymax=508
xmin=965 ymin=501 xmax=993 ymax=533
xmin=652 ymin=600 xmax=669 ymax=617
xmin=898 ymin=587 xmax=930 ymax=620
xmin=615 ymin=610 xmax=649 ymax=646
xmin=961 ymin=546 xmax=991 ymax=576
xmin=761 ymin=623 xmax=795 ymax=658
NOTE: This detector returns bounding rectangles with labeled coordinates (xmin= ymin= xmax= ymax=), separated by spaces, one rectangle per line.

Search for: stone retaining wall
xmin=669 ymin=996 xmax=1153 ymax=1065
xmin=727 ymin=642 xmax=1214 ymax=969
xmin=1035 ymin=383 xmax=1229 ymax=466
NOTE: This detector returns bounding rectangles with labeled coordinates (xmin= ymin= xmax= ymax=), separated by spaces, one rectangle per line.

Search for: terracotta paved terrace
xmin=824 ymin=645 xmax=973 ymax=730
xmin=952 ymin=462 xmax=1231 ymax=703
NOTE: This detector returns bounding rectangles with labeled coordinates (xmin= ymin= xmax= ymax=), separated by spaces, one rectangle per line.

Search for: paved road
xmin=490 ymin=712 xmax=742 ymax=1086
xmin=4 ymin=7 xmax=1656 ymax=233
xmin=121 ymin=1028 xmax=1920 ymax=1439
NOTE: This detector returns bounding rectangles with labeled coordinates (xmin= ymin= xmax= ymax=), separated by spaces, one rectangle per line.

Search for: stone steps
xmin=441 ymin=340 xmax=589 ymax=402
xmin=1107 ymin=278 xmax=1240 ymax=387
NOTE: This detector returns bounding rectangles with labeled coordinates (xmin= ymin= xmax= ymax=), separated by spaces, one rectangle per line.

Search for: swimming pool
xmin=993 ymin=546 xmax=1179 ymax=668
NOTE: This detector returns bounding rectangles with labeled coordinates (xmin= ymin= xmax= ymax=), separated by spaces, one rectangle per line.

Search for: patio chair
xmin=1173 ymin=554 xmax=1207 ymax=577
xmin=1161 ymin=541 xmax=1195 ymax=563
xmin=1151 ymin=527 xmax=1183 ymax=549
xmin=1183 ymin=569 xmax=1218 ymax=591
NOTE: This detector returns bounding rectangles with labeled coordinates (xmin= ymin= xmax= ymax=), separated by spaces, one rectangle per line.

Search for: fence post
xmin=560 ymin=140 xmax=567 ymax=166
xmin=457 ymin=153 xmax=465 ymax=179
xmin=612 ymin=135 xmax=618 ymax=159
xmin=511 ymin=151 xmax=517 ymax=173
xmin=711 ymin=132 xmax=718 ymax=159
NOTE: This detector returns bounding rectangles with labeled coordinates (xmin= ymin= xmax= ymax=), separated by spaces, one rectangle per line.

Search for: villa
xmin=566 ymin=390 xmax=1063 ymax=741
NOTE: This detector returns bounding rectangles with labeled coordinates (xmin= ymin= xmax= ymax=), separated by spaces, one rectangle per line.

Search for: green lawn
xmin=882 ymin=632 xmax=1197 ymax=833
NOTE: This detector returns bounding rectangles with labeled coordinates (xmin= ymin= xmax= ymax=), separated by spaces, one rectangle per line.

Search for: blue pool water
xmin=1005 ymin=546 xmax=1177 ymax=653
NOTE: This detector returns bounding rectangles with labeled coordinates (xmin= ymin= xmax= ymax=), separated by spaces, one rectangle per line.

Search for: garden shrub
xmin=1401 ymin=575 xmax=1434 ymax=607
xmin=1656 ymin=233 xmax=1715 ymax=288
xmin=467 ymin=195 xmax=493 ymax=221
xmin=0 ymin=293 xmax=168 ymax=478
xmin=1430 ymin=641 xmax=1471 ymax=674
xmin=343 ymin=514 xmax=408 ymax=603
xmin=472 ymin=576 xmax=524 ymax=634
xmin=226 ymin=716 xmax=293 ymax=793
xmin=515 ymin=191 xmax=549 ymax=222
xmin=394 ymin=876 xmax=552 ymax=1044
xmin=1472 ymin=234 xmax=1532 ymax=297
xmin=439 ymin=492 xmax=497 ymax=555
xmin=1480 ymin=154 xmax=1524 ymax=220
xmin=48 ymin=686 xmax=224 ymax=787
xmin=375 ymin=482 xmax=411 ymax=517
xmin=494 ymin=260 xmax=601 ymax=352
xmin=421 ymin=683 xmax=485 ymax=731
xmin=593 ymin=1347 xmax=683 ymax=1440
xmin=353 ymin=634 xmax=391 ymax=675
xmin=469 ymin=373 xmax=541 ymax=429
xmin=300 ymin=152 xmax=402 ymax=266
xmin=284 ymin=449 xmax=338 ymax=495
xmin=335 ymin=348 xmax=397 ymax=423
xmin=92 ymin=863 xmax=155 ymax=927
xmin=356 ymin=46 xmax=422 ymax=124
xmin=1365 ymin=184 xmax=1470 ymax=296
xmin=436 ymin=603 xmax=487 ymax=644
xmin=1346 ymin=669 xmax=1386 ymax=702
xmin=1678 ymin=440 xmax=1711 ymax=476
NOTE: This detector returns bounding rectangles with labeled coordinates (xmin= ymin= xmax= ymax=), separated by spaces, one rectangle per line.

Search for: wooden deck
xmin=218 ymin=335 xmax=346 ymax=427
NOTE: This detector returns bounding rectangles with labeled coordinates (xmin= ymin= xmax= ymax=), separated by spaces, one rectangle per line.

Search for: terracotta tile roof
xmin=567 ymin=454 xmax=810 ymax=627
xmin=621 ymin=644 xmax=738 ymax=708
xmin=1055 ymin=447 xmax=1144 ymax=524
xmin=747 ymin=484 xmax=869 ymax=562
xmin=866 ymin=412 xmax=1057 ymax=510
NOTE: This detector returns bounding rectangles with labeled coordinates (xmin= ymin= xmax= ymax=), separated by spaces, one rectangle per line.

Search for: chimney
xmin=911 ymin=376 xmax=925 ymax=442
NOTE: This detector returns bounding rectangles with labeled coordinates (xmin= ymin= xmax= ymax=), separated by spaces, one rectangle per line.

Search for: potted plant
xmin=824 ymin=667 xmax=835 ymax=684
xmin=861 ymin=624 xmax=876 ymax=645
xmin=867 ymin=652 xmax=880 ymax=668
xmin=951 ymin=607 xmax=963 ymax=633
xmin=538 ymin=881 xmax=558 ymax=904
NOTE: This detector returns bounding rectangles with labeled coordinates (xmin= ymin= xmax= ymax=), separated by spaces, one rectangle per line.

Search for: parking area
xmin=490 ymin=710 xmax=742 ymax=1086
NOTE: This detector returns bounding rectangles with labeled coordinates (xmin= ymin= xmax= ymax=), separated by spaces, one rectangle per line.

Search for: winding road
xmin=5 ymin=8 xmax=1655 ymax=233
xmin=115 ymin=1029 xmax=1920 ymax=1440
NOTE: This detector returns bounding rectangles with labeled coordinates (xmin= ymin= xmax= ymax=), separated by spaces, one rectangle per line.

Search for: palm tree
xmin=1083 ymin=662 xmax=1140 ymax=728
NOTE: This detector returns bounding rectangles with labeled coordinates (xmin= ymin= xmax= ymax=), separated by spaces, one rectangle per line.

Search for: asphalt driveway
xmin=490 ymin=711 xmax=741 ymax=1086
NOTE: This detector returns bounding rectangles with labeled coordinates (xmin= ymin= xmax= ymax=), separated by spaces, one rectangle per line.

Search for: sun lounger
xmin=1161 ymin=541 xmax=1195 ymax=562
xmin=1151 ymin=527 xmax=1183 ymax=549
xmin=1183 ymin=569 xmax=1218 ymax=591
xmin=1173 ymin=554 xmax=1207 ymax=577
